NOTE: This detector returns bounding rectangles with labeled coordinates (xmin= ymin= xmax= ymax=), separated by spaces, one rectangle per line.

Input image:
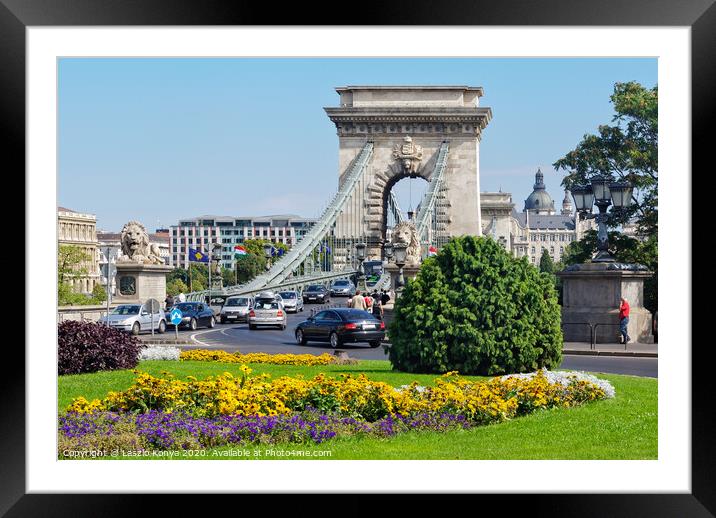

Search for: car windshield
xmin=334 ymin=281 xmax=350 ymax=286
xmin=256 ymin=301 xmax=279 ymax=310
xmin=112 ymin=305 xmax=140 ymax=315
xmin=176 ymin=303 xmax=197 ymax=312
xmin=225 ymin=298 xmax=249 ymax=307
xmin=279 ymin=292 xmax=296 ymax=299
xmin=307 ymin=285 xmax=324 ymax=291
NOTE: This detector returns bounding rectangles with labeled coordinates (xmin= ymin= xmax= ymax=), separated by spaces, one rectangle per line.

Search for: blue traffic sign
xmin=170 ymin=308 xmax=183 ymax=326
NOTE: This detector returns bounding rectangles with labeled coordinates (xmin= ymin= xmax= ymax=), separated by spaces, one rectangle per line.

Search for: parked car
xmin=330 ymin=279 xmax=356 ymax=297
xmin=302 ymin=284 xmax=330 ymax=304
xmin=249 ymin=297 xmax=287 ymax=330
xmin=278 ymin=290 xmax=303 ymax=313
xmin=99 ymin=303 xmax=167 ymax=335
xmin=166 ymin=302 xmax=216 ymax=330
xmin=294 ymin=308 xmax=385 ymax=348
xmin=219 ymin=296 xmax=254 ymax=324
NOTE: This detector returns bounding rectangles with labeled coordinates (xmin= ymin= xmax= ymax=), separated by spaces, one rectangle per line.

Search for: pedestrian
xmin=619 ymin=296 xmax=631 ymax=344
xmin=371 ymin=295 xmax=384 ymax=320
xmin=372 ymin=290 xmax=380 ymax=304
xmin=364 ymin=292 xmax=373 ymax=312
xmin=178 ymin=292 xmax=186 ymax=303
xmin=164 ymin=294 xmax=174 ymax=311
xmin=349 ymin=289 xmax=367 ymax=310
xmin=380 ymin=289 xmax=391 ymax=306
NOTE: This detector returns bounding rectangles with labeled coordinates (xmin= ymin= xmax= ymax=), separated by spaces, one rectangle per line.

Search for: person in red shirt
xmin=619 ymin=297 xmax=631 ymax=344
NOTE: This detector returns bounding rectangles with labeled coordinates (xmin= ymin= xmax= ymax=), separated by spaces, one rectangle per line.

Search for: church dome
xmin=523 ymin=169 xmax=555 ymax=214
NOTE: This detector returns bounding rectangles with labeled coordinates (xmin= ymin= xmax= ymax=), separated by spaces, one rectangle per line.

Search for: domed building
xmin=523 ymin=169 xmax=556 ymax=215
xmin=480 ymin=169 xmax=595 ymax=265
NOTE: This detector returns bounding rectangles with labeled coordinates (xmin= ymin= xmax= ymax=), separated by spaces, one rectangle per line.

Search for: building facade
xmin=97 ymin=229 xmax=170 ymax=294
xmin=57 ymin=207 xmax=101 ymax=294
xmin=170 ymin=215 xmax=316 ymax=270
xmin=480 ymin=170 xmax=595 ymax=265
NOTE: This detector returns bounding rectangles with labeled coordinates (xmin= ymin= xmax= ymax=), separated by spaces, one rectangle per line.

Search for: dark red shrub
xmin=58 ymin=320 xmax=144 ymax=375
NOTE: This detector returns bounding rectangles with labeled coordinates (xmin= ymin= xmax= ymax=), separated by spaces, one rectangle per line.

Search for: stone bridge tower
xmin=325 ymin=86 xmax=492 ymax=258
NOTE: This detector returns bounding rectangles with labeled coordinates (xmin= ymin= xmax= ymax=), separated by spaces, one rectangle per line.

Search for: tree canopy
xmin=554 ymin=81 xmax=657 ymax=236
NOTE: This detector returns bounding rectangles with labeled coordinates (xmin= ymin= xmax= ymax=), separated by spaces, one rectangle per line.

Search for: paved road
xmin=169 ymin=304 xmax=658 ymax=377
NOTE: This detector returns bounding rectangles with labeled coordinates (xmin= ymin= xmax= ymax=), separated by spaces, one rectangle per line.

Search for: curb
xmin=139 ymin=339 xmax=195 ymax=345
xmin=563 ymin=349 xmax=657 ymax=358
xmin=383 ymin=344 xmax=656 ymax=359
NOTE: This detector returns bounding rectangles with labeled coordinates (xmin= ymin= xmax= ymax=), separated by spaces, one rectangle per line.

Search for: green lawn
xmin=58 ymin=360 xmax=657 ymax=460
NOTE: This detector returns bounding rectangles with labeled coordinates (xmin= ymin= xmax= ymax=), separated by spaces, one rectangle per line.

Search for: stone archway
xmin=325 ymin=86 xmax=492 ymax=259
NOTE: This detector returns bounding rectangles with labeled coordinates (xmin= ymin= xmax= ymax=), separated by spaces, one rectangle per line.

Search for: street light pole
xmin=393 ymin=243 xmax=408 ymax=298
xmin=571 ymin=176 xmax=635 ymax=263
xmin=355 ymin=241 xmax=366 ymax=292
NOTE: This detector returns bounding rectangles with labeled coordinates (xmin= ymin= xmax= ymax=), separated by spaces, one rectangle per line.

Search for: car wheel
xmin=296 ymin=329 xmax=308 ymax=345
xmin=249 ymin=324 xmax=256 ymax=330
xmin=158 ymin=320 xmax=166 ymax=334
xmin=220 ymin=316 xmax=226 ymax=324
xmin=329 ymin=332 xmax=340 ymax=349
xmin=369 ymin=340 xmax=381 ymax=348
xmin=131 ymin=322 xmax=140 ymax=336
xmin=208 ymin=316 xmax=215 ymax=329
xmin=190 ymin=318 xmax=198 ymax=331
xmin=281 ymin=323 xmax=287 ymax=331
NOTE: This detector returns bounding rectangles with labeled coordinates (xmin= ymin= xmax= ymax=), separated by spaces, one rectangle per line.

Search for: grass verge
xmin=58 ymin=360 xmax=657 ymax=460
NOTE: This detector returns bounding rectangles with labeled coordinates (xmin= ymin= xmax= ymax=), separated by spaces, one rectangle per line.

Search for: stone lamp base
xmin=557 ymin=262 xmax=654 ymax=344
xmin=114 ymin=263 xmax=174 ymax=304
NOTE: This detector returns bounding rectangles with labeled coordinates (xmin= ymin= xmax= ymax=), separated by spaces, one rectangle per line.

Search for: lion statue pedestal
xmin=113 ymin=221 xmax=173 ymax=304
xmin=384 ymin=221 xmax=422 ymax=298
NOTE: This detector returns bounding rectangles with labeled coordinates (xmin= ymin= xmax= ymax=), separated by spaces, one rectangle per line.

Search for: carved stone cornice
xmin=324 ymin=107 xmax=492 ymax=138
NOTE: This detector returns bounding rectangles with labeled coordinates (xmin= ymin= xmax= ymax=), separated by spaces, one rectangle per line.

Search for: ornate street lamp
xmin=355 ymin=242 xmax=367 ymax=291
xmin=393 ymin=242 xmax=408 ymax=295
xmin=572 ymin=176 xmax=634 ymax=262
xmin=263 ymin=242 xmax=274 ymax=271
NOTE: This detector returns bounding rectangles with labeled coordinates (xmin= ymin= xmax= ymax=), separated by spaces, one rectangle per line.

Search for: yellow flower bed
xmin=68 ymin=368 xmax=607 ymax=424
xmin=179 ymin=349 xmax=338 ymax=366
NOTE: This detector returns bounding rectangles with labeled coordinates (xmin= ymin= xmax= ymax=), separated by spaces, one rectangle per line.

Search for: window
xmin=531 ymin=246 xmax=535 ymax=254
xmin=560 ymin=247 xmax=564 ymax=253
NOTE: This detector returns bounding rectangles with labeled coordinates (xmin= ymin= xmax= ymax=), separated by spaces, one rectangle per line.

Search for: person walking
xmin=371 ymin=295 xmax=383 ymax=320
xmin=164 ymin=294 xmax=174 ymax=311
xmin=349 ymin=289 xmax=367 ymax=310
xmin=380 ymin=289 xmax=391 ymax=306
xmin=619 ymin=296 xmax=631 ymax=344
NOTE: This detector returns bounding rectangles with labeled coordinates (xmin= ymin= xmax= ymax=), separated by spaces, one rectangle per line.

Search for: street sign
xmin=170 ymin=308 xmax=183 ymax=326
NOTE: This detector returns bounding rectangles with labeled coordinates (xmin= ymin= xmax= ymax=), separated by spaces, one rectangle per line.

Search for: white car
xmin=220 ymin=296 xmax=254 ymax=324
xmin=278 ymin=291 xmax=304 ymax=313
xmin=99 ymin=303 xmax=167 ymax=335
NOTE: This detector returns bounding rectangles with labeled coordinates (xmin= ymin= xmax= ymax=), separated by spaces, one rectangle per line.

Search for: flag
xmin=189 ymin=248 xmax=209 ymax=262
xmin=234 ymin=245 xmax=248 ymax=258
xmin=427 ymin=245 xmax=438 ymax=257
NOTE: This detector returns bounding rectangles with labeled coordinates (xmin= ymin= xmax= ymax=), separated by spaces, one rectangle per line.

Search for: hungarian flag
xmin=234 ymin=245 xmax=248 ymax=258
xmin=427 ymin=245 xmax=438 ymax=257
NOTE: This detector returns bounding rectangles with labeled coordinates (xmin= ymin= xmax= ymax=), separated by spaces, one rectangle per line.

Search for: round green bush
xmin=388 ymin=236 xmax=562 ymax=375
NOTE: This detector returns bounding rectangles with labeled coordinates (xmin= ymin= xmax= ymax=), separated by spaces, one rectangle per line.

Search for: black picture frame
xmin=6 ymin=0 xmax=709 ymax=514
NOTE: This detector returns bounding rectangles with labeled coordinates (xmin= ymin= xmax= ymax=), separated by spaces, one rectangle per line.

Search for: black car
xmin=166 ymin=302 xmax=216 ymax=330
xmin=294 ymin=308 xmax=385 ymax=349
xmin=302 ymin=284 xmax=330 ymax=304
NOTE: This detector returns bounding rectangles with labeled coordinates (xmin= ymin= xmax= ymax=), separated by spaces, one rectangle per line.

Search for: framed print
xmin=5 ymin=0 xmax=711 ymax=514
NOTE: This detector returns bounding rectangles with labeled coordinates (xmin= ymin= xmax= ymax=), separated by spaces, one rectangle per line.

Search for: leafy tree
xmin=235 ymin=254 xmax=265 ymax=284
xmin=91 ymin=283 xmax=107 ymax=303
xmin=389 ymin=236 xmax=562 ymax=375
xmin=539 ymin=249 xmax=556 ymax=275
xmin=58 ymin=245 xmax=90 ymax=287
xmin=166 ymin=278 xmax=189 ymax=297
xmin=554 ymin=81 xmax=657 ymax=236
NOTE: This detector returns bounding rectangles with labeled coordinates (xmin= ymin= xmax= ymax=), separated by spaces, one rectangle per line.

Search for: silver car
xmin=220 ymin=296 xmax=254 ymax=324
xmin=99 ymin=303 xmax=167 ymax=335
xmin=330 ymin=279 xmax=356 ymax=297
xmin=278 ymin=291 xmax=303 ymax=313
xmin=249 ymin=297 xmax=287 ymax=330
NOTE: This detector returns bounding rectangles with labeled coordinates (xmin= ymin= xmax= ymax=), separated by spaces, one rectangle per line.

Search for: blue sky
xmin=58 ymin=58 xmax=657 ymax=232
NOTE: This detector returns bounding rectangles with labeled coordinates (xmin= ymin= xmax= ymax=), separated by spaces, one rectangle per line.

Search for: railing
xmin=415 ymin=141 xmax=450 ymax=240
xmin=219 ymin=141 xmax=374 ymax=295
xmin=562 ymin=321 xmax=627 ymax=350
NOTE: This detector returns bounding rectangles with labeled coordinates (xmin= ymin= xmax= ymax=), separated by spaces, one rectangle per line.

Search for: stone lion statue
xmin=392 ymin=221 xmax=422 ymax=265
xmin=117 ymin=220 xmax=164 ymax=265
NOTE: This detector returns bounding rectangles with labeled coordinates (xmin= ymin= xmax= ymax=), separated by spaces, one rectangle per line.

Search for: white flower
xmin=139 ymin=345 xmax=181 ymax=361
xmin=499 ymin=368 xmax=616 ymax=398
